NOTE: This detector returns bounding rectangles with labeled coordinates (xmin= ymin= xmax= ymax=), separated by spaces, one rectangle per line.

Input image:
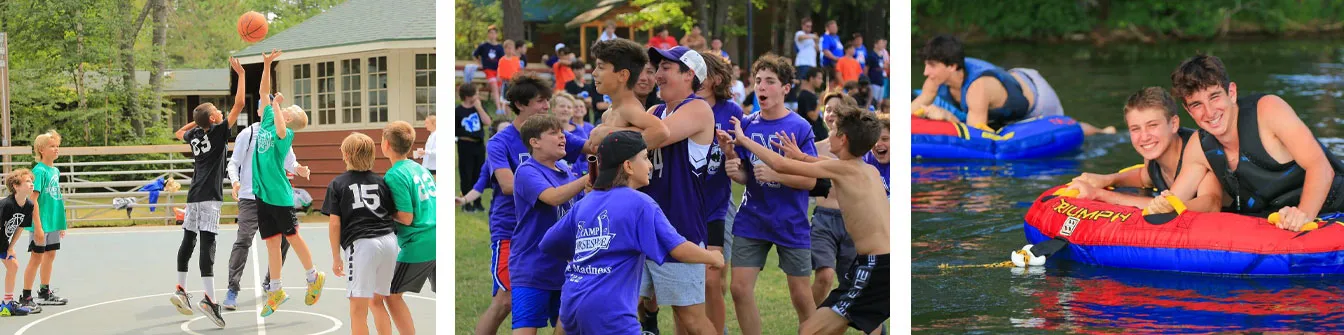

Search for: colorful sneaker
xmin=222 ymin=290 xmax=238 ymax=311
xmin=198 ymin=296 xmax=226 ymax=328
xmin=37 ymin=289 xmax=67 ymax=306
xmin=304 ymin=271 xmax=325 ymax=305
xmin=0 ymin=300 xmax=28 ymax=316
xmin=169 ymin=286 xmax=194 ymax=315
xmin=260 ymin=289 xmax=288 ymax=317
xmin=19 ymin=296 xmax=40 ymax=314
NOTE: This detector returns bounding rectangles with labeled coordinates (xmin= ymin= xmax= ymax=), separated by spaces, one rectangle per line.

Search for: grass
xmin=453 ymin=183 xmax=870 ymax=334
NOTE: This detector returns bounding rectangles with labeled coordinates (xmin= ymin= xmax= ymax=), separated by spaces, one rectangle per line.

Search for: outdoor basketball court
xmin=0 ymin=223 xmax=436 ymax=334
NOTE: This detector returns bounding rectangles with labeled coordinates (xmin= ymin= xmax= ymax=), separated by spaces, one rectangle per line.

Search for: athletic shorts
xmin=639 ymin=260 xmax=706 ymax=306
xmin=810 ymin=207 xmax=856 ymax=274
xmin=28 ymin=232 xmax=61 ymax=253
xmin=821 ymin=254 xmax=890 ymax=333
xmin=183 ymin=201 xmax=222 ymax=233
xmin=344 ymin=233 xmax=400 ymax=298
xmin=391 ymin=260 xmax=436 ymax=294
xmin=511 ymin=286 xmax=560 ymax=329
xmin=707 ymin=219 xmax=726 ymax=247
xmin=491 ymin=239 xmax=511 ymax=295
xmin=257 ymin=201 xmax=298 ymax=239
xmin=731 ymin=235 xmax=811 ymax=277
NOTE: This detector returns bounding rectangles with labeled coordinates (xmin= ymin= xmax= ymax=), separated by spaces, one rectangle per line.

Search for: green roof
xmin=236 ymin=0 xmax=435 ymax=58
xmin=135 ymin=69 xmax=229 ymax=93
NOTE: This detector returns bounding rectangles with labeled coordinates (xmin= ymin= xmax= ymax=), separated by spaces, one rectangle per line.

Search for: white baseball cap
xmin=647 ymin=46 xmax=707 ymax=83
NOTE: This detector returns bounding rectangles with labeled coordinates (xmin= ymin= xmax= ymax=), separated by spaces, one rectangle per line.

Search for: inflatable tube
xmin=912 ymin=115 xmax=1084 ymax=160
xmin=1023 ymin=185 xmax=1344 ymax=276
xmin=911 ymin=90 xmax=1084 ymax=160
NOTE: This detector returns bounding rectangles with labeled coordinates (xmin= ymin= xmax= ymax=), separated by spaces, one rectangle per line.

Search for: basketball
xmin=237 ymin=11 xmax=268 ymax=43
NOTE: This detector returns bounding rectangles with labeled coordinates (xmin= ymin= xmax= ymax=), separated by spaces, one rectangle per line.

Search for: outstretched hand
xmin=728 ymin=116 xmax=746 ymax=141
xmin=263 ymin=49 xmax=283 ymax=62
xmin=229 ymin=57 xmax=244 ymax=74
xmin=772 ymin=130 xmax=804 ymax=160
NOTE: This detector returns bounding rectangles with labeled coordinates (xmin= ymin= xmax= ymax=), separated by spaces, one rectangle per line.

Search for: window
xmin=316 ymin=61 xmax=336 ymax=125
xmin=368 ymin=56 xmax=388 ymax=123
xmin=292 ymin=64 xmax=312 ymax=122
xmin=341 ymin=59 xmax=362 ymax=123
xmin=415 ymin=53 xmax=435 ymax=121
xmin=172 ymin=98 xmax=188 ymax=129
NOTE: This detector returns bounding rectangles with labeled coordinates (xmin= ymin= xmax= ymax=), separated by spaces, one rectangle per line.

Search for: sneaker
xmin=260 ymin=289 xmax=288 ymax=317
xmin=305 ymin=271 xmax=325 ymax=305
xmin=198 ymin=296 xmax=226 ymax=328
xmin=18 ymin=296 xmax=40 ymax=314
xmin=169 ymin=286 xmax=194 ymax=315
xmin=640 ymin=308 xmax=660 ymax=335
xmin=0 ymin=301 xmax=29 ymax=316
xmin=37 ymin=289 xmax=67 ymax=306
xmin=222 ymin=290 xmax=238 ymax=311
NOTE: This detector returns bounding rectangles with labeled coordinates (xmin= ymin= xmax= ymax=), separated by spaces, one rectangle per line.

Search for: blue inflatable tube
xmin=911 ymin=91 xmax=1084 ymax=160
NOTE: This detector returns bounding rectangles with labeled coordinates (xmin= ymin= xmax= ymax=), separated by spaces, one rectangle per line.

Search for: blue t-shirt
xmin=707 ymin=100 xmax=745 ymax=222
xmin=733 ymin=112 xmax=817 ymax=249
xmin=472 ymin=160 xmax=491 ymax=193
xmin=485 ymin=125 xmax=530 ymax=242
xmin=511 ymin=159 xmax=581 ymax=290
xmin=473 ymin=42 xmax=504 ymax=70
xmin=539 ymin=187 xmax=687 ymax=335
xmin=865 ymin=51 xmax=885 ymax=84
xmin=642 ymin=96 xmax=710 ymax=246
xmin=863 ymin=152 xmax=890 ymax=197
xmin=820 ymin=34 xmax=843 ymax=67
xmin=854 ymin=45 xmax=869 ymax=67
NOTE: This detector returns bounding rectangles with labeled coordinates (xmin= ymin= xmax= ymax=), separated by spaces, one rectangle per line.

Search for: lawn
xmin=453 ymin=182 xmax=872 ymax=334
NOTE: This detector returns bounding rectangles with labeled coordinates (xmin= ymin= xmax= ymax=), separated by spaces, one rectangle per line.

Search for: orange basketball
xmin=237 ymin=11 xmax=268 ymax=43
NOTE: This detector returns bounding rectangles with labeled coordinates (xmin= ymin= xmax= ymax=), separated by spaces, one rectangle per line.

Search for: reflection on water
xmin=912 ymin=38 xmax=1344 ymax=333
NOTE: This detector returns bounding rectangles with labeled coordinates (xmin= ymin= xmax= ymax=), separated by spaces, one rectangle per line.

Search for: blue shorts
xmin=511 ymin=286 xmax=561 ymax=329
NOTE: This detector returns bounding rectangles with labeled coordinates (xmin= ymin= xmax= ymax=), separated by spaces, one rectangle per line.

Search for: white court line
xmin=252 ymin=239 xmax=267 ymax=335
xmin=65 ymin=223 xmax=331 ymax=236
xmin=184 ymin=310 xmax=342 ymax=335
xmin=12 ymin=287 xmax=434 ymax=335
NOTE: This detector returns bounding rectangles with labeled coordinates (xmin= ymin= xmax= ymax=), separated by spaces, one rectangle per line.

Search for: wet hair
xmin=5 ymin=168 xmax=33 ymax=195
xmin=381 ymin=121 xmax=417 ymax=156
xmin=340 ymin=132 xmax=376 ymax=171
xmin=193 ymin=103 xmax=217 ymax=128
xmin=751 ymin=53 xmax=795 ymax=85
xmin=918 ymin=34 xmax=965 ymax=71
xmin=831 ymin=104 xmax=881 ymax=157
xmin=506 ymin=72 xmax=554 ymax=113
xmin=591 ymin=38 xmax=648 ymax=90
xmin=1170 ymin=53 xmax=1231 ymax=102
xmin=701 ymin=51 xmax=734 ymax=102
xmin=459 ymin=83 xmax=478 ymax=99
xmin=1124 ymin=86 xmax=1180 ymax=119
xmin=519 ymin=114 xmax=566 ymax=155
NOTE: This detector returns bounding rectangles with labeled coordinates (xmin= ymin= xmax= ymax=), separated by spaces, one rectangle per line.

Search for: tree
xmin=501 ymin=0 xmax=525 ymax=42
xmin=455 ymin=0 xmax=503 ymax=59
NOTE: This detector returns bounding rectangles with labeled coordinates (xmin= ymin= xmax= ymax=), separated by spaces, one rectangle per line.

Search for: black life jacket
xmin=1147 ymin=127 xmax=1198 ymax=193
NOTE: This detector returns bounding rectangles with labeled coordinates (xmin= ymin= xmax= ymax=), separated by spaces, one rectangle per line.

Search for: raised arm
xmin=648 ymin=101 xmax=714 ymax=148
xmin=175 ymin=122 xmax=198 ymax=141
xmin=729 ymin=117 xmax=842 ymax=180
xmin=621 ymin=109 xmax=671 ymax=150
xmin=227 ymin=57 xmax=246 ymax=127
xmin=260 ymin=49 xmax=286 ymax=138
xmin=538 ymin=176 xmax=588 ymax=206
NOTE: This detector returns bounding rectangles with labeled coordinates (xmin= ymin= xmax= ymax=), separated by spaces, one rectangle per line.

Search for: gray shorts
xmin=1010 ymin=68 xmax=1064 ymax=119
xmin=731 ymin=235 xmax=812 ymax=277
xmin=723 ymin=202 xmax=737 ymax=264
xmin=28 ymin=232 xmax=61 ymax=253
xmin=639 ymin=259 xmax=706 ymax=306
xmin=810 ymin=207 xmax=857 ymax=274
xmin=183 ymin=201 xmax=222 ymax=233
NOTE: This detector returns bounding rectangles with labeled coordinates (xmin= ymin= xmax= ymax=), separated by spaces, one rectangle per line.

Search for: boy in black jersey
xmin=324 ymin=132 xmax=401 ymax=335
xmin=1 ymin=169 xmax=37 ymax=317
xmin=168 ymin=57 xmax=246 ymax=328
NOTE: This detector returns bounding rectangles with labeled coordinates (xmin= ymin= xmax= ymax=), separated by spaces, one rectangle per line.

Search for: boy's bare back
xmin=829 ymin=158 xmax=889 ymax=255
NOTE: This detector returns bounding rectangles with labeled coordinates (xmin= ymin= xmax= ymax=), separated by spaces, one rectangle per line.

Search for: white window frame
xmin=414 ymin=53 xmax=435 ymax=121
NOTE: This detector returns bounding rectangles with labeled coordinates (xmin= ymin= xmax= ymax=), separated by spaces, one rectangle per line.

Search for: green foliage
xmin=916 ymin=0 xmax=1344 ymax=41
xmin=620 ymin=0 xmax=695 ymax=33
xmin=455 ymin=0 xmax=503 ymax=59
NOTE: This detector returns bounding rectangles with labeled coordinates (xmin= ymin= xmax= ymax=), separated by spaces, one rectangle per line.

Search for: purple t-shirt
xmin=641 ymin=95 xmax=710 ymax=246
xmin=471 ymin=161 xmax=491 ymax=193
xmin=733 ymin=111 xmax=817 ymax=249
xmin=863 ymin=152 xmax=890 ymax=197
xmin=511 ymin=159 xmax=581 ymax=290
xmin=563 ymin=130 xmax=590 ymax=177
xmin=707 ymin=100 xmax=745 ymax=222
xmin=539 ymin=187 xmax=687 ymax=335
xmin=485 ymin=125 xmax=530 ymax=242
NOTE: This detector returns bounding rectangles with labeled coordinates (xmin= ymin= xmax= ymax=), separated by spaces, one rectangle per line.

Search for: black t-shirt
xmin=0 ymin=195 xmax=34 ymax=245
xmin=865 ymin=51 xmax=885 ymax=85
xmin=456 ymin=104 xmax=486 ymax=141
xmin=186 ymin=123 xmax=230 ymax=202
xmin=795 ymin=90 xmax=827 ymax=141
xmin=473 ymin=42 xmax=503 ymax=70
xmin=322 ymin=171 xmax=398 ymax=249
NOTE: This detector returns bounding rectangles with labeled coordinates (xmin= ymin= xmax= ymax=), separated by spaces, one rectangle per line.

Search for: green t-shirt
xmin=250 ymin=105 xmax=295 ymax=207
xmin=384 ymin=159 xmax=437 ymax=262
xmin=30 ymin=162 xmax=66 ymax=232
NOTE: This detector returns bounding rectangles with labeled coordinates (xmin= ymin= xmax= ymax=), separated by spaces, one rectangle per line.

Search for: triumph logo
xmin=1060 ymin=217 xmax=1080 ymax=237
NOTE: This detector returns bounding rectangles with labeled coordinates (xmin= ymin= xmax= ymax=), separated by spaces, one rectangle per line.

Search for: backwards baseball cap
xmin=555 ymin=43 xmax=567 ymax=52
xmin=647 ymin=46 xmax=707 ymax=83
xmin=594 ymin=130 xmax=647 ymax=188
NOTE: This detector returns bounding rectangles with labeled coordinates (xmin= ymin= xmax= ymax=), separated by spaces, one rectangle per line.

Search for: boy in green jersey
xmin=22 ymin=130 xmax=63 ymax=310
xmin=378 ymin=121 xmax=437 ymax=335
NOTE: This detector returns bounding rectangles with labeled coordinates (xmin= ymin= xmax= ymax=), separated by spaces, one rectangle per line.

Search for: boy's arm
xmin=730 ymin=117 xmax=843 ymax=181
xmin=649 ymin=101 xmax=714 ymax=148
xmin=1145 ymin=140 xmax=1212 ymax=214
xmin=259 ymin=50 xmax=285 ymax=138
xmin=227 ymin=57 xmax=246 ymax=127
xmin=328 ymin=214 xmax=343 ymax=274
xmin=668 ymin=242 xmax=724 ymax=268
xmin=175 ymin=122 xmax=197 ymax=141
xmin=964 ymin=79 xmax=992 ymax=129
xmin=475 ymin=102 xmax=492 ymax=126
xmin=910 ymin=77 xmax=940 ymax=110
xmin=30 ymin=193 xmax=44 ymax=241
xmin=1264 ymin=95 xmax=1333 ymax=219
xmin=1185 ymin=172 xmax=1225 ymax=213
xmin=623 ymin=110 xmax=671 ymax=150
xmin=538 ymin=176 xmax=588 ymax=207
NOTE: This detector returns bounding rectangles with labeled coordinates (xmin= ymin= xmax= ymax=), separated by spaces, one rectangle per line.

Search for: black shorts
xmin=391 ymin=260 xmax=436 ymax=294
xmin=257 ymin=201 xmax=298 ymax=239
xmin=820 ymin=254 xmax=889 ymax=333
xmin=707 ymin=219 xmax=726 ymax=247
